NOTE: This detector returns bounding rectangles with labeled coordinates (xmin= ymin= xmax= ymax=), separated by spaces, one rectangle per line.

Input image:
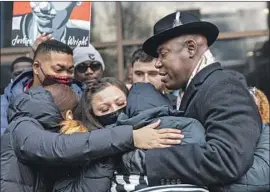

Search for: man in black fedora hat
xmin=141 ymin=11 xmax=262 ymax=189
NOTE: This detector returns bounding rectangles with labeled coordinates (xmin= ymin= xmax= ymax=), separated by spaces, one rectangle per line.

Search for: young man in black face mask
xmin=1 ymin=40 xmax=84 ymax=135
xmin=32 ymin=40 xmax=74 ymax=87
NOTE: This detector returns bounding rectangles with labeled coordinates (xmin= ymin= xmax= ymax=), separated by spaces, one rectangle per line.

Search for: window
xmin=97 ymin=47 xmax=118 ymax=78
xmin=91 ymin=2 xmax=117 ymax=42
xmin=0 ymin=2 xmax=13 ymax=48
xmin=121 ymin=2 xmax=268 ymax=40
xmin=1 ymin=2 xmax=269 ymax=98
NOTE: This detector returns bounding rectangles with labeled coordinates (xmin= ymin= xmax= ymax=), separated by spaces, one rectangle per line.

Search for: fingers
xmin=40 ymin=34 xmax=53 ymax=42
xmin=37 ymin=33 xmax=53 ymax=42
xmin=158 ymin=128 xmax=182 ymax=134
xmin=159 ymin=138 xmax=181 ymax=145
xmin=145 ymin=119 xmax=160 ymax=129
xmin=32 ymin=33 xmax=54 ymax=51
xmin=147 ymin=138 xmax=181 ymax=149
xmin=159 ymin=133 xmax=184 ymax=140
xmin=157 ymin=128 xmax=183 ymax=140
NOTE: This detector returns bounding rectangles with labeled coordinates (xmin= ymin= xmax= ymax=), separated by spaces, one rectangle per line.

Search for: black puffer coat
xmin=1 ymin=87 xmax=134 ymax=192
xmin=113 ymin=83 xmax=270 ymax=192
xmin=52 ymin=83 xmax=206 ymax=192
xmin=111 ymin=83 xmax=206 ymax=191
xmin=53 ymin=157 xmax=115 ymax=192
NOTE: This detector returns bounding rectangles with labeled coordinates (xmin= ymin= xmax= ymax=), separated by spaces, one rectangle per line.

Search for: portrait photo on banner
xmin=11 ymin=1 xmax=91 ymax=47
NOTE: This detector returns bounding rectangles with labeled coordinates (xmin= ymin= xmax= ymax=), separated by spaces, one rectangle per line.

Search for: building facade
xmin=1 ymin=1 xmax=269 ymax=98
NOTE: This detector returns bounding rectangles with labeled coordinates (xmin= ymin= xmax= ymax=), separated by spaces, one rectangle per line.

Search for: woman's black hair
xmin=74 ymin=77 xmax=129 ymax=131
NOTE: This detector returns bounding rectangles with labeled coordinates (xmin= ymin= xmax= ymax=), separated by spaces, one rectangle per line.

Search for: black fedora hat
xmin=143 ymin=11 xmax=219 ymax=58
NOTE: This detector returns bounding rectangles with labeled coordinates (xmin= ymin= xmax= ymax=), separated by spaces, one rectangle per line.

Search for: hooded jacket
xmin=52 ymin=157 xmax=115 ymax=192
xmin=214 ymin=123 xmax=269 ymax=192
xmin=51 ymin=83 xmax=206 ymax=192
xmin=113 ymin=83 xmax=270 ymax=192
xmin=0 ymin=69 xmax=84 ymax=135
xmin=111 ymin=83 xmax=207 ymax=191
xmin=1 ymin=87 xmax=134 ymax=192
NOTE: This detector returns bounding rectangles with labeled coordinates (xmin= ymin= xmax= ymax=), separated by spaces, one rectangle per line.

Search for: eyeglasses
xmin=76 ymin=61 xmax=102 ymax=73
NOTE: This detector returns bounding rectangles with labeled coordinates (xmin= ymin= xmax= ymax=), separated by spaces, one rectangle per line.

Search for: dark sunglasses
xmin=76 ymin=61 xmax=102 ymax=73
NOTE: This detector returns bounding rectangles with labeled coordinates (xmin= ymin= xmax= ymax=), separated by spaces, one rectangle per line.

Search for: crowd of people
xmin=1 ymin=11 xmax=269 ymax=192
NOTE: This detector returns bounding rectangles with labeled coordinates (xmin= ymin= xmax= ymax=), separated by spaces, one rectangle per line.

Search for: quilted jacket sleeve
xmin=218 ymin=124 xmax=270 ymax=192
xmin=53 ymin=158 xmax=115 ymax=192
xmin=11 ymin=118 xmax=134 ymax=165
xmin=118 ymin=116 xmax=206 ymax=175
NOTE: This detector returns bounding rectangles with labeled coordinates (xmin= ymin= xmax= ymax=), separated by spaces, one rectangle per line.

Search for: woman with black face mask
xmin=53 ymin=78 xmax=129 ymax=192
xmin=53 ymin=77 xmax=184 ymax=192
xmin=53 ymin=79 xmax=206 ymax=192
xmin=77 ymin=77 xmax=129 ymax=129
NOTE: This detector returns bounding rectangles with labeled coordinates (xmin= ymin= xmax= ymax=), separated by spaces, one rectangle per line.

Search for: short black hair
xmin=11 ymin=56 xmax=33 ymax=72
xmin=33 ymin=39 xmax=73 ymax=60
xmin=131 ymin=48 xmax=155 ymax=67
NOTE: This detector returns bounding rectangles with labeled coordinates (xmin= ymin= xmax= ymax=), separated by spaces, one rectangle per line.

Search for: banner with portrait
xmin=11 ymin=1 xmax=91 ymax=47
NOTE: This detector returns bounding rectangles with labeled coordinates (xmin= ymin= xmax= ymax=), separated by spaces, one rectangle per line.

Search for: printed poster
xmin=11 ymin=2 xmax=91 ymax=47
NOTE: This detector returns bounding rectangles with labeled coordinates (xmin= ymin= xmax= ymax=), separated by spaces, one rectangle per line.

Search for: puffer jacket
xmin=113 ymin=83 xmax=270 ymax=192
xmin=115 ymin=106 xmax=206 ymax=175
xmin=1 ymin=69 xmax=85 ymax=135
xmin=212 ymin=123 xmax=269 ymax=192
xmin=52 ymin=83 xmax=206 ymax=192
xmin=112 ymin=83 xmax=206 ymax=191
xmin=1 ymin=87 xmax=134 ymax=192
xmin=53 ymin=158 xmax=115 ymax=192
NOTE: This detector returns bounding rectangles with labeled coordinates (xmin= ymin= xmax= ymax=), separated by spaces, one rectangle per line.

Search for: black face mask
xmin=95 ymin=107 xmax=124 ymax=127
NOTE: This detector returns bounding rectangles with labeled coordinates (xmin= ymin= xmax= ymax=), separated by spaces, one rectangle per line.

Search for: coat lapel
xmin=179 ymin=62 xmax=222 ymax=112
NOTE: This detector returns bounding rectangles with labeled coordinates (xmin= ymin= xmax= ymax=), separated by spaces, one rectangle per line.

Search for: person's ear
xmin=65 ymin=110 xmax=74 ymax=120
xmin=33 ymin=61 xmax=40 ymax=75
xmin=186 ymin=39 xmax=197 ymax=58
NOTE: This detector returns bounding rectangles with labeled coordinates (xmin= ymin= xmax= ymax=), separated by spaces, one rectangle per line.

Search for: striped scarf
xmin=111 ymin=174 xmax=148 ymax=192
xmin=111 ymin=174 xmax=208 ymax=192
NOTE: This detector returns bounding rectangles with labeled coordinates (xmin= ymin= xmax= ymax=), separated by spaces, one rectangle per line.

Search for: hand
xmin=32 ymin=33 xmax=54 ymax=52
xmin=133 ymin=120 xmax=184 ymax=149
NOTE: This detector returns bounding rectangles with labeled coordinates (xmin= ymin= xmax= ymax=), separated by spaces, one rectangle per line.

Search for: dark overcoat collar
xmin=179 ymin=62 xmax=222 ymax=112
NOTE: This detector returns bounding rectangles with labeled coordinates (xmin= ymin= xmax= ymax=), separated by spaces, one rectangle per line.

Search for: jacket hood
xmin=118 ymin=106 xmax=184 ymax=129
xmin=120 ymin=83 xmax=181 ymax=129
xmin=4 ymin=69 xmax=33 ymax=103
xmin=125 ymin=83 xmax=173 ymax=117
xmin=7 ymin=86 xmax=63 ymax=131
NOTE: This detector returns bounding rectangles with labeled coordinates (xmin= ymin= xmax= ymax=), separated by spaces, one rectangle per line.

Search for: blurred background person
xmin=73 ymin=44 xmax=105 ymax=88
xmin=10 ymin=56 xmax=33 ymax=82
xmin=124 ymin=64 xmax=133 ymax=90
xmin=130 ymin=48 xmax=177 ymax=107
xmin=131 ymin=48 xmax=164 ymax=92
